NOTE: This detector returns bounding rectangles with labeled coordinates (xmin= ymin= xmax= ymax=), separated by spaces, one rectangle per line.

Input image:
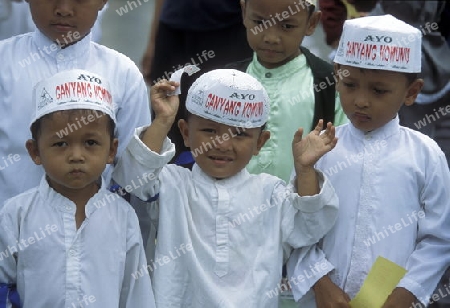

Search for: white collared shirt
xmin=112 ymin=127 xmax=339 ymax=307
xmin=0 ymin=176 xmax=155 ymax=308
xmin=0 ymin=29 xmax=150 ymax=206
xmin=288 ymin=117 xmax=450 ymax=306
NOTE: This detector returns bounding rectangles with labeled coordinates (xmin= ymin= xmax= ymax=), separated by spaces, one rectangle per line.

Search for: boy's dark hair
xmin=30 ymin=109 xmax=115 ymax=141
xmin=244 ymin=0 xmax=316 ymax=17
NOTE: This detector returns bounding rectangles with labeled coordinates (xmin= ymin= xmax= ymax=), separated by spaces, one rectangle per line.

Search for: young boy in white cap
xmin=287 ymin=14 xmax=450 ymax=308
xmin=0 ymin=70 xmax=156 ymax=308
xmin=112 ymin=68 xmax=339 ymax=307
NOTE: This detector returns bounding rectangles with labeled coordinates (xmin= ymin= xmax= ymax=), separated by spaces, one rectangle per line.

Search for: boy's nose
xmin=54 ymin=0 xmax=74 ymax=17
xmin=354 ymin=92 xmax=370 ymax=108
xmin=68 ymin=146 xmax=85 ymax=162
xmin=215 ymin=133 xmax=233 ymax=151
xmin=263 ymin=27 xmax=281 ymax=45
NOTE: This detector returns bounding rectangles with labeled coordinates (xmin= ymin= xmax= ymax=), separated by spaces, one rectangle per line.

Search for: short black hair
xmin=30 ymin=109 xmax=115 ymax=141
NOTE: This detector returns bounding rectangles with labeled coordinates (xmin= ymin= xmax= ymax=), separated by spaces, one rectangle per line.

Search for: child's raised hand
xmin=150 ymin=80 xmax=180 ymax=125
xmin=293 ymin=120 xmax=337 ymax=172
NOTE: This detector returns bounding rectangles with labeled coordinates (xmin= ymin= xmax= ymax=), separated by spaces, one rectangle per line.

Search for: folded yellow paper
xmin=350 ymin=256 xmax=407 ymax=308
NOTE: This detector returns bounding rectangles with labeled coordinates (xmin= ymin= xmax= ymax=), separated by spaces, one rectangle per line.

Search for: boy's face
xmin=26 ymin=111 xmax=117 ymax=198
xmin=27 ymin=0 xmax=107 ymax=46
xmin=241 ymin=0 xmax=320 ymax=69
xmin=336 ymin=65 xmax=423 ymax=132
xmin=178 ymin=115 xmax=270 ymax=179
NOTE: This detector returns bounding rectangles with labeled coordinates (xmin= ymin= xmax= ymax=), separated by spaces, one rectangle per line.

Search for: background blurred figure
xmin=319 ymin=0 xmax=377 ymax=61
xmin=141 ymin=0 xmax=252 ymax=166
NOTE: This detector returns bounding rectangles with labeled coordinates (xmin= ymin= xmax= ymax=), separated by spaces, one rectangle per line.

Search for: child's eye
xmin=52 ymin=141 xmax=67 ymax=147
xmin=235 ymin=131 xmax=248 ymax=137
xmin=201 ymin=128 xmax=216 ymax=134
xmin=342 ymin=82 xmax=356 ymax=88
xmin=281 ymin=24 xmax=295 ymax=30
xmin=85 ymin=139 xmax=99 ymax=146
xmin=373 ymin=88 xmax=388 ymax=95
xmin=253 ymin=19 xmax=263 ymax=25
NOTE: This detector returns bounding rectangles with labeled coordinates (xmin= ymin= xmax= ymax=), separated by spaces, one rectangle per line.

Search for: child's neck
xmin=47 ymin=177 xmax=100 ymax=229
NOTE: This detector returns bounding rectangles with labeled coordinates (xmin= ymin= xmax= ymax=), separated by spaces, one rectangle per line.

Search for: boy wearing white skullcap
xmin=113 ymin=68 xmax=339 ymax=307
xmin=0 ymin=70 xmax=156 ymax=308
xmin=287 ymin=14 xmax=450 ymax=308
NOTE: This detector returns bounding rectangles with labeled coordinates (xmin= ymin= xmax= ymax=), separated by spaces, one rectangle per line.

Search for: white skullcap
xmin=184 ymin=69 xmax=270 ymax=128
xmin=334 ymin=14 xmax=421 ymax=73
xmin=31 ymin=69 xmax=116 ymax=126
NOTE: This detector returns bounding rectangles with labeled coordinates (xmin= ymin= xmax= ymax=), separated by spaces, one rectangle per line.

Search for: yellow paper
xmin=350 ymin=256 xmax=407 ymax=308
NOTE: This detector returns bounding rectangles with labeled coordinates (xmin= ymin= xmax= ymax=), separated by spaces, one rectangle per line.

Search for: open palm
xmin=293 ymin=120 xmax=338 ymax=169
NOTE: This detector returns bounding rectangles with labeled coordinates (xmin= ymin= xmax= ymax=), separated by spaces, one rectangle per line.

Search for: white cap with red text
xmin=31 ymin=69 xmax=116 ymax=126
xmin=334 ymin=14 xmax=421 ymax=73
xmin=185 ymin=69 xmax=270 ymax=128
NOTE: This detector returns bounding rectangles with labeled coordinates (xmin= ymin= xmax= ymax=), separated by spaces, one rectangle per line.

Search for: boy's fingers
xmin=314 ymin=119 xmax=324 ymax=133
xmin=293 ymin=128 xmax=304 ymax=144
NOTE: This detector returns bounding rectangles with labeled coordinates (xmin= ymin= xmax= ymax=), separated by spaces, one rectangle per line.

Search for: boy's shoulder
xmin=299 ymin=46 xmax=334 ymax=78
xmin=1 ymin=185 xmax=40 ymax=218
xmin=399 ymin=125 xmax=446 ymax=155
xmin=223 ymin=57 xmax=252 ymax=72
xmin=224 ymin=47 xmax=333 ymax=76
xmin=89 ymin=41 xmax=139 ymax=70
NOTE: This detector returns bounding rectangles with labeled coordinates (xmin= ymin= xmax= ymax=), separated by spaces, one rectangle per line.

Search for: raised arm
xmin=293 ymin=120 xmax=337 ymax=197
xmin=141 ymin=80 xmax=179 ymax=153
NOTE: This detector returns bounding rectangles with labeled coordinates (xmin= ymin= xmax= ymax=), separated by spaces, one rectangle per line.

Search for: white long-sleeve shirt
xmin=0 ymin=29 xmax=150 ymax=206
xmin=112 ymin=126 xmax=339 ymax=307
xmin=0 ymin=176 xmax=155 ymax=308
xmin=287 ymin=117 xmax=450 ymax=306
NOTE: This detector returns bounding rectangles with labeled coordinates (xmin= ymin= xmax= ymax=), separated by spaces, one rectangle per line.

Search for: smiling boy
xmin=113 ymin=68 xmax=340 ymax=307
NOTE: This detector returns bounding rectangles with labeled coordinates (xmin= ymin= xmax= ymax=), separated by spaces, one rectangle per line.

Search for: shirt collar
xmin=192 ymin=164 xmax=251 ymax=188
xmin=349 ymin=116 xmax=401 ymax=140
xmin=249 ymin=52 xmax=307 ymax=80
xmin=32 ymin=29 xmax=91 ymax=60
xmin=38 ymin=175 xmax=108 ymax=217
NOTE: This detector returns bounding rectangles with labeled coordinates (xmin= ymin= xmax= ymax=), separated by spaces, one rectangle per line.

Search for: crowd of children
xmin=1 ymin=0 xmax=450 ymax=307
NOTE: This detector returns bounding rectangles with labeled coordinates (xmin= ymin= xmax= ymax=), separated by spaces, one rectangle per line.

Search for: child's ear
xmin=305 ymin=11 xmax=321 ymax=36
xmin=26 ymin=139 xmax=42 ymax=165
xmin=253 ymin=130 xmax=270 ymax=155
xmin=178 ymin=119 xmax=190 ymax=148
xmin=107 ymin=138 xmax=119 ymax=164
xmin=404 ymin=79 xmax=424 ymax=106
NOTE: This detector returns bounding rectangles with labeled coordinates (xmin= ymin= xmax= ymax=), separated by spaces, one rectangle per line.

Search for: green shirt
xmin=246 ymin=52 xmax=348 ymax=182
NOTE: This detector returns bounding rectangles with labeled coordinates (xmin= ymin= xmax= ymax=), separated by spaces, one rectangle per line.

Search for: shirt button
xmin=265 ymin=72 xmax=272 ymax=78
xmin=65 ymin=205 xmax=71 ymax=211
xmin=69 ymin=249 xmax=76 ymax=256
xmin=57 ymin=53 xmax=64 ymax=60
